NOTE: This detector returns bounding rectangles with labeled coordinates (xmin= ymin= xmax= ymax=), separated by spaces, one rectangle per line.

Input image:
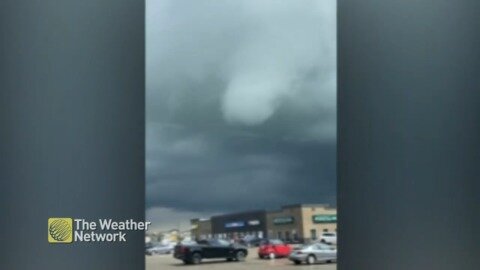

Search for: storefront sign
xmin=273 ymin=216 xmax=294 ymax=225
xmin=312 ymin=214 xmax=337 ymax=223
xmin=248 ymin=220 xmax=260 ymax=226
xmin=225 ymin=221 xmax=245 ymax=228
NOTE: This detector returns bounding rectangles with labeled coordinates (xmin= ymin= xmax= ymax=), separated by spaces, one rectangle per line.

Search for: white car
xmin=289 ymin=243 xmax=337 ymax=265
xmin=320 ymin=232 xmax=337 ymax=245
xmin=146 ymin=243 xmax=174 ymax=255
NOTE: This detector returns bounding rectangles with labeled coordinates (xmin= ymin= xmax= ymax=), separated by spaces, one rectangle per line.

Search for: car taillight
xmin=181 ymin=247 xmax=189 ymax=253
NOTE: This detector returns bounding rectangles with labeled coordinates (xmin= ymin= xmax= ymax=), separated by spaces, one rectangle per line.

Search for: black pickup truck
xmin=174 ymin=239 xmax=248 ymax=264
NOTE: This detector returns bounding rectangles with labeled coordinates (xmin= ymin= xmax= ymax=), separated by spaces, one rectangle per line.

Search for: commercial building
xmin=190 ymin=204 xmax=336 ymax=243
xmin=211 ymin=210 xmax=267 ymax=240
xmin=266 ymin=204 xmax=336 ymax=242
xmin=190 ymin=218 xmax=212 ymax=240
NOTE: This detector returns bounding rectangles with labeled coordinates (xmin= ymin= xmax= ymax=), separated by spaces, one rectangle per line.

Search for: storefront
xmin=266 ymin=204 xmax=337 ymax=242
xmin=190 ymin=218 xmax=212 ymax=240
xmin=190 ymin=204 xmax=336 ymax=243
xmin=210 ymin=210 xmax=267 ymax=240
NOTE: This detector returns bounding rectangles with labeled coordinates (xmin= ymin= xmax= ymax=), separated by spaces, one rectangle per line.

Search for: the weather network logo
xmin=48 ymin=217 xmax=151 ymax=243
xmin=48 ymin=218 xmax=73 ymax=243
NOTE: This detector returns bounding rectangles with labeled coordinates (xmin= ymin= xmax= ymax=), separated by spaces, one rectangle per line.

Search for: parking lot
xmin=146 ymin=248 xmax=336 ymax=270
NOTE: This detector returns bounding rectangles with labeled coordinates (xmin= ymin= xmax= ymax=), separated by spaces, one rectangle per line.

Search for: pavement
xmin=146 ymin=248 xmax=336 ymax=270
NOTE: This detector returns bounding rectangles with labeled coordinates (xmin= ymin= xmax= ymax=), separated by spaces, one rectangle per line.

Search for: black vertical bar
xmin=0 ymin=1 xmax=145 ymax=269
xmin=338 ymin=1 xmax=480 ymax=270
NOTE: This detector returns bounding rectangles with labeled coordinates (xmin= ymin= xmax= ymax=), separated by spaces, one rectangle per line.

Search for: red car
xmin=258 ymin=239 xmax=292 ymax=259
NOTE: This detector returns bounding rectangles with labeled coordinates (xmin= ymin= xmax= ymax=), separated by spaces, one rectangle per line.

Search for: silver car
xmin=146 ymin=244 xmax=174 ymax=255
xmin=289 ymin=243 xmax=337 ymax=265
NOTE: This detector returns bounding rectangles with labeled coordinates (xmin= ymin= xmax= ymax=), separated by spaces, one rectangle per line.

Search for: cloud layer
xmin=146 ymin=0 xmax=336 ymax=231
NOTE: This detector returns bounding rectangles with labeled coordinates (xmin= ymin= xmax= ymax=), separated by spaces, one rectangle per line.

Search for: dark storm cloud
xmin=146 ymin=0 xmax=336 ymax=229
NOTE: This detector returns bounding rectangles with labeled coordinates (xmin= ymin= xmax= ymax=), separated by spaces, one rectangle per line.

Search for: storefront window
xmin=310 ymin=229 xmax=317 ymax=240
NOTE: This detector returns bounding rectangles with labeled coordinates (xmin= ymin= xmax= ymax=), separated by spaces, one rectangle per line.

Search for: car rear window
xmin=270 ymin=239 xmax=284 ymax=245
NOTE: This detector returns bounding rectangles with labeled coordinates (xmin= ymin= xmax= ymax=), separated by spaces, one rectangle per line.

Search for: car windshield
xmin=314 ymin=243 xmax=333 ymax=250
xmin=204 ymin=239 xmax=230 ymax=246
xmin=216 ymin=239 xmax=231 ymax=246
xmin=299 ymin=244 xmax=314 ymax=250
xmin=269 ymin=239 xmax=283 ymax=245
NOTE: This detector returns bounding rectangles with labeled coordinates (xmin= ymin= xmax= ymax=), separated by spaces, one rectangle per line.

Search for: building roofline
xmin=267 ymin=204 xmax=336 ymax=213
xmin=191 ymin=218 xmax=210 ymax=222
xmin=282 ymin=203 xmax=334 ymax=209
xmin=210 ymin=209 xmax=266 ymax=219
xmin=191 ymin=204 xmax=336 ymax=221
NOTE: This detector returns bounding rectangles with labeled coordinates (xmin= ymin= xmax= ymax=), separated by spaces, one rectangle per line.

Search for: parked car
xmin=173 ymin=239 xmax=248 ymax=265
xmin=146 ymin=243 xmax=174 ymax=255
xmin=320 ymin=232 xmax=337 ymax=245
xmin=180 ymin=239 xmax=197 ymax=246
xmin=240 ymin=237 xmax=264 ymax=247
xmin=284 ymin=239 xmax=302 ymax=245
xmin=289 ymin=243 xmax=337 ymax=265
xmin=248 ymin=238 xmax=265 ymax=247
xmin=145 ymin=242 xmax=154 ymax=250
xmin=258 ymin=239 xmax=292 ymax=259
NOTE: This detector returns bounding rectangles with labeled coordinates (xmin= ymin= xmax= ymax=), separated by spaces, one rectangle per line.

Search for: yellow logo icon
xmin=48 ymin=218 xmax=73 ymax=243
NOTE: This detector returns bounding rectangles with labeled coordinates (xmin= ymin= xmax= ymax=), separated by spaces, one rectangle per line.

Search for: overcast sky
xmin=146 ymin=0 xmax=336 ymax=232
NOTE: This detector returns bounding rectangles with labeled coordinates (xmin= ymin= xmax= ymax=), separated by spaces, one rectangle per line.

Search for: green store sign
xmin=273 ymin=216 xmax=294 ymax=225
xmin=312 ymin=214 xmax=337 ymax=224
